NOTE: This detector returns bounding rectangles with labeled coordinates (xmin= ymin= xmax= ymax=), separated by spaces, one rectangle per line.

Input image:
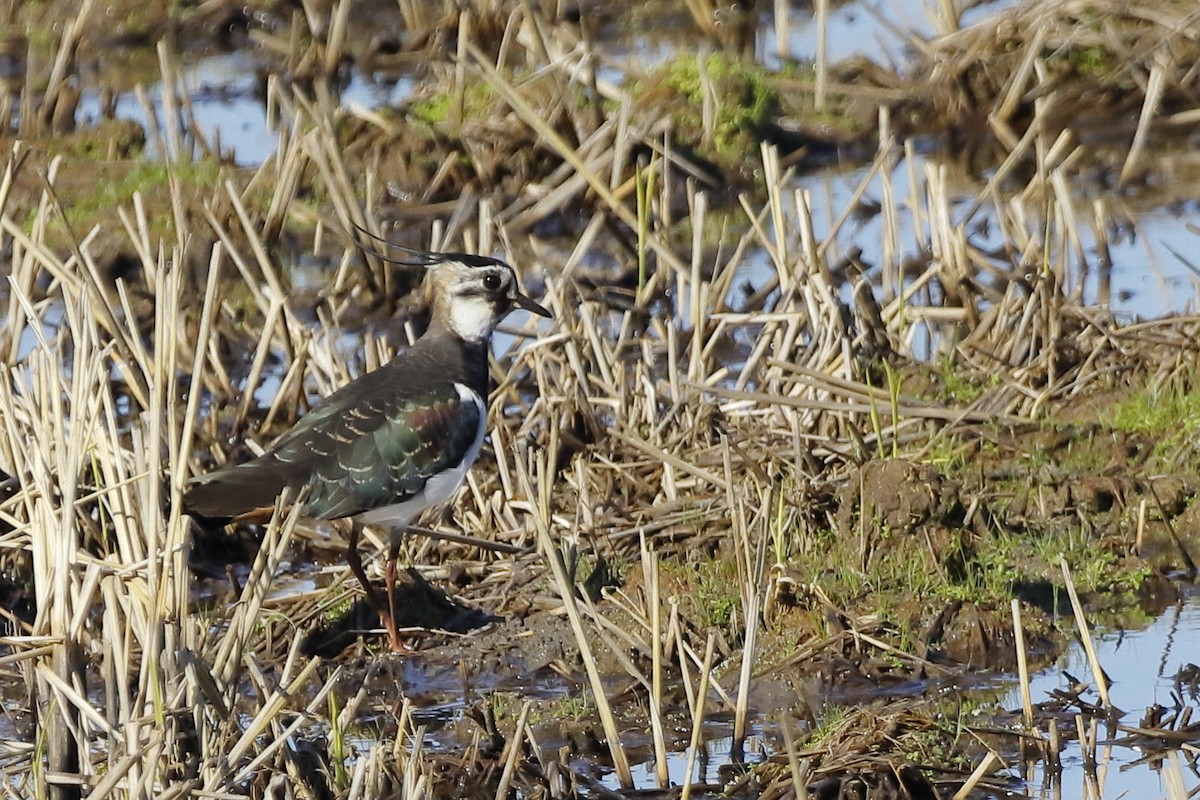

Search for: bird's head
xmin=425 ymin=254 xmax=551 ymax=342
xmin=351 ymin=224 xmax=551 ymax=342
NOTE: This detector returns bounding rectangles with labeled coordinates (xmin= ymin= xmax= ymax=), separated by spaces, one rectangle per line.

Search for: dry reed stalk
xmin=493 ymin=700 xmax=530 ymax=800
xmin=681 ymin=0 xmax=719 ymax=37
xmin=993 ymin=28 xmax=1045 ymax=132
xmin=35 ymin=181 xmax=152 ymax=410
xmin=670 ymin=602 xmax=696 ymax=716
xmin=324 ymin=0 xmax=352 ymax=76
xmin=224 ymin=180 xmax=292 ymax=304
xmin=950 ymin=751 xmax=1000 ymax=800
xmin=1164 ymin=751 xmax=1189 ymax=800
xmin=39 ymin=0 xmax=95 ymax=133
xmin=1011 ymin=599 xmax=1034 ymax=727
xmin=7 ymin=208 xmax=133 ymax=798
xmin=0 ymin=196 xmax=114 ymax=800
xmin=515 ymin=450 xmax=633 ymax=789
xmin=640 ymin=534 xmax=669 ymax=787
xmin=814 ymin=0 xmax=828 ymax=111
xmin=234 ymin=294 xmax=287 ymax=434
xmin=1047 ymin=723 xmax=1061 ymax=775
xmin=261 ymin=124 xmax=309 ymax=246
xmin=1060 ymin=558 xmax=1112 ymax=710
xmin=679 ymin=633 xmax=716 ymax=800
xmin=779 ymin=711 xmax=809 ymax=796
xmin=1076 ymin=714 xmax=1101 ymax=800
xmin=155 ymin=42 xmax=188 ymax=163
xmin=731 ymin=470 xmax=768 ymax=754
xmin=1121 ymin=54 xmax=1167 ymax=184
xmin=932 ymin=0 xmax=959 ymax=35
xmin=227 ymin=656 xmax=335 ymax=784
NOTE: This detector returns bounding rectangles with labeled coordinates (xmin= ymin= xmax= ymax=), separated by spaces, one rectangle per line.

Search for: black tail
xmin=183 ymin=459 xmax=292 ymax=520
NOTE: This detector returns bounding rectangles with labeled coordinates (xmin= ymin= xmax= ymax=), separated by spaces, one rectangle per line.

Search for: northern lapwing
xmin=185 ymin=235 xmax=551 ymax=650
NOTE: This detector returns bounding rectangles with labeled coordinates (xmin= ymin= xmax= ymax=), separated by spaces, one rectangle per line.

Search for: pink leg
xmin=383 ymin=534 xmax=407 ymax=652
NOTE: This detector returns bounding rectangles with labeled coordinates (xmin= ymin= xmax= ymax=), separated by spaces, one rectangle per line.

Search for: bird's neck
xmin=409 ymin=323 xmax=490 ymax=391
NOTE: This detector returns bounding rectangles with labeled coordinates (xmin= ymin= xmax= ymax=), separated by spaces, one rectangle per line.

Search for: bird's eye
xmin=482 ymin=273 xmax=503 ymax=291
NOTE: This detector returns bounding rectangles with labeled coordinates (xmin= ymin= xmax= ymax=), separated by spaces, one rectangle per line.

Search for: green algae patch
xmin=1111 ymin=376 xmax=1200 ymax=465
xmin=63 ymin=158 xmax=223 ymax=227
xmin=628 ymin=51 xmax=783 ymax=170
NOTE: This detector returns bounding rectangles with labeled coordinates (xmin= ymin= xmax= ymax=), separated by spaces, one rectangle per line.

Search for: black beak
xmin=514 ymin=292 xmax=552 ymax=319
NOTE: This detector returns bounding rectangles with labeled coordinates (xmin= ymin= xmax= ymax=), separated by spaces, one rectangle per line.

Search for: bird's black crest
xmin=350 ymin=221 xmax=508 ymax=269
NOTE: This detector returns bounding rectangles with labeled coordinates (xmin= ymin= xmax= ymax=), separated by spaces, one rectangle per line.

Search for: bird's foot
xmin=377 ymin=608 xmax=412 ymax=653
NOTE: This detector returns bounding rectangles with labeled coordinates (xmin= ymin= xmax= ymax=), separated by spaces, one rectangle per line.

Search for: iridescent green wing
xmin=274 ymin=384 xmax=484 ymax=520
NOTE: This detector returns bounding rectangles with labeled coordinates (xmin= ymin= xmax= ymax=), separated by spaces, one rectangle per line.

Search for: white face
xmin=446 ymin=291 xmax=504 ymax=342
xmin=431 ymin=261 xmax=516 ymax=342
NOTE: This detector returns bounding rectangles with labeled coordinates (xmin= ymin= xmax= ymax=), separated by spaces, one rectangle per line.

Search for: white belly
xmin=353 ymin=382 xmax=487 ymax=530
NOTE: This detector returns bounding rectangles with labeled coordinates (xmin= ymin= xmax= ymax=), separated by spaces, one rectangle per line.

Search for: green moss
xmin=322 ymin=595 xmax=356 ymax=624
xmin=64 ymin=158 xmax=223 ymax=228
xmin=924 ymin=440 xmax=969 ymax=476
xmin=410 ymin=92 xmax=452 ymax=126
xmin=635 ymin=52 xmax=779 ymax=163
xmin=1107 ymin=374 xmax=1200 ymax=471
xmin=1112 ymin=381 xmax=1200 ymax=439
xmin=1067 ymin=45 xmax=1113 ymax=77
xmin=694 ymin=559 xmax=742 ymax=629
xmin=410 ymin=80 xmax=499 ymax=128
xmin=801 ymin=703 xmax=853 ymax=747
xmin=662 ymin=556 xmax=743 ymax=635
xmin=782 ymin=474 xmax=1153 ymax=640
xmin=934 ymin=356 xmax=1001 ymax=405
xmin=547 ymin=688 xmax=594 ymax=721
xmin=486 ymin=691 xmax=527 ymax=723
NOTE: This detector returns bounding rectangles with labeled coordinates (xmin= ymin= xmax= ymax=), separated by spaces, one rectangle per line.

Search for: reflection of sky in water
xmin=763 ymin=0 xmax=1018 ymax=67
xmin=786 ymin=155 xmax=1200 ymax=325
xmin=78 ymin=51 xmax=415 ymax=167
xmin=1101 ymin=210 xmax=1200 ymax=315
xmin=1003 ymin=593 xmax=1200 ymax=800
xmin=599 ymin=734 xmax=768 ymax=792
xmin=9 ymin=299 xmax=66 ymax=362
xmin=604 ymin=597 xmax=1200 ymax=797
xmin=598 ymin=0 xmax=1019 ymax=82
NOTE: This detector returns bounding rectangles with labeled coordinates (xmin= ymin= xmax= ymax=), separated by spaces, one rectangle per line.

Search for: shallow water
xmin=1007 ymin=591 xmax=1200 ymax=799
xmin=787 ymin=155 xmax=1200 ymax=325
xmin=595 ymin=733 xmax=769 ymax=796
xmin=763 ymin=0 xmax=1017 ymax=68
xmin=586 ymin=595 xmax=1200 ymax=797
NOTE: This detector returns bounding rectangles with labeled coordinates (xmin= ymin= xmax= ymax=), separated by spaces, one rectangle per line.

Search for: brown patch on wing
xmin=230 ymin=506 xmax=289 ymax=525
